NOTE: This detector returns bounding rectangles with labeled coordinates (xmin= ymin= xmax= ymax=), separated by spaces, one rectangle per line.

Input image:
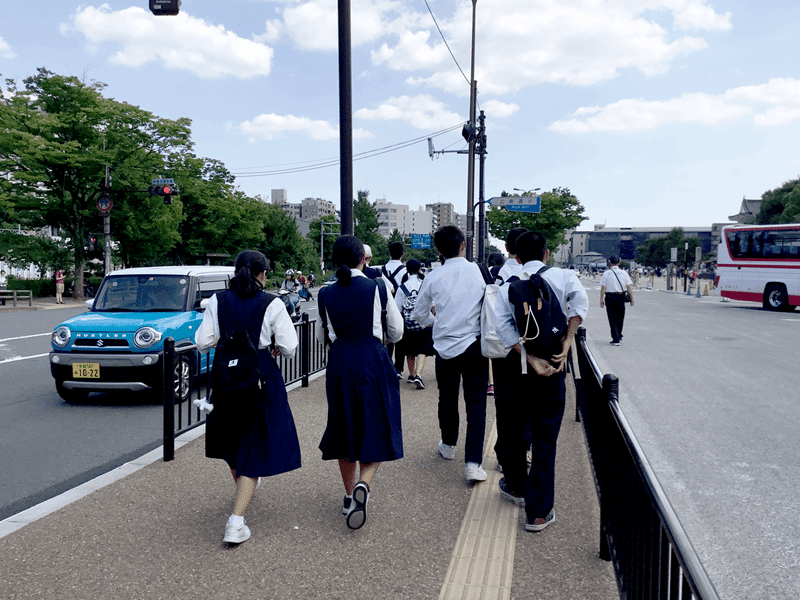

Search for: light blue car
xmin=49 ymin=266 xmax=233 ymax=402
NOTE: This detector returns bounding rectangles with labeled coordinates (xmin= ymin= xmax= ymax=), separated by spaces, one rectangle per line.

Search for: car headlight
xmin=52 ymin=326 xmax=71 ymax=348
xmin=134 ymin=327 xmax=162 ymax=349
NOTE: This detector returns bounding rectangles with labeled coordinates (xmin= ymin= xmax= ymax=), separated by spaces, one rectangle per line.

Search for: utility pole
xmin=338 ymin=0 xmax=354 ymax=236
xmin=465 ymin=0 xmax=478 ymax=261
xmin=103 ymin=166 xmax=111 ymax=275
xmin=477 ymin=110 xmax=488 ymax=263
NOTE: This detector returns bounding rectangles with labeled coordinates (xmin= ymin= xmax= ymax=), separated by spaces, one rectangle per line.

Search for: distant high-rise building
xmin=271 ymin=189 xmax=288 ymax=204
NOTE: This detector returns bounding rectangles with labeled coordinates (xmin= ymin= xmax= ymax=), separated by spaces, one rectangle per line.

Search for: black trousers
xmin=435 ymin=339 xmax=489 ymax=465
xmin=492 ymin=354 xmax=512 ymax=469
xmin=605 ymin=293 xmax=626 ymax=343
xmin=502 ymin=358 xmax=566 ymax=521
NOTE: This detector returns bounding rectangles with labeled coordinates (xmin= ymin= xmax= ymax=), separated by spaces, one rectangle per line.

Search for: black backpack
xmin=382 ymin=264 xmax=405 ymax=295
xmin=210 ymin=292 xmax=274 ymax=392
xmin=507 ymin=266 xmax=567 ymax=362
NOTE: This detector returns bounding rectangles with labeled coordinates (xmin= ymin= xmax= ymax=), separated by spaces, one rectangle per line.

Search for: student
xmin=490 ymin=227 xmax=527 ymax=472
xmin=195 ymin=250 xmax=301 ymax=545
xmin=317 ymin=235 xmax=404 ymax=529
xmin=599 ymin=255 xmax=634 ymax=346
xmin=494 ymin=232 xmax=588 ymax=532
xmin=383 ymin=241 xmax=408 ymax=377
xmin=412 ymin=225 xmax=489 ymax=484
xmin=394 ymin=259 xmax=434 ymax=389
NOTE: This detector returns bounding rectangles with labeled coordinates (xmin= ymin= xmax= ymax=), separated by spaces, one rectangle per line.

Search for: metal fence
xmin=572 ymin=327 xmax=720 ymax=600
xmin=162 ymin=313 xmax=328 ymax=461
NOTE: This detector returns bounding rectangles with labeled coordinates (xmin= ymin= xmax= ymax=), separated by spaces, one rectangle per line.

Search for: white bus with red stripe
xmin=717 ymin=223 xmax=800 ymax=311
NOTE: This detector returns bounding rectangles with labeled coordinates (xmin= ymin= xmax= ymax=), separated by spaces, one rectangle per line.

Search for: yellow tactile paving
xmin=438 ymin=422 xmax=519 ymax=600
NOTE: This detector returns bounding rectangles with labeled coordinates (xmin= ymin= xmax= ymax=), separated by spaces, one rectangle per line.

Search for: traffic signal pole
xmin=103 ymin=166 xmax=111 ymax=275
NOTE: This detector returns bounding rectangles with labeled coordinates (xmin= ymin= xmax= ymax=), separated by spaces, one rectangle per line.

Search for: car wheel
xmin=56 ymin=380 xmax=90 ymax=403
xmin=764 ymin=284 xmax=790 ymax=311
xmin=173 ymin=355 xmax=192 ymax=403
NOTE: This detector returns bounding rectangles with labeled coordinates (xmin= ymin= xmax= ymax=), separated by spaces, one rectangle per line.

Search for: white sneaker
xmin=465 ymin=462 xmax=487 ymax=482
xmin=223 ymin=521 xmax=251 ymax=544
xmin=438 ymin=440 xmax=456 ymax=460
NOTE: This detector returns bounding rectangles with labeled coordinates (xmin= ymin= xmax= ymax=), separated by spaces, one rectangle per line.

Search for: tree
xmin=486 ymin=188 xmax=587 ymax=256
xmin=0 ymin=230 xmax=71 ymax=276
xmin=260 ymin=203 xmax=305 ymax=273
xmin=0 ymin=69 xmax=193 ymax=293
xmin=757 ymin=178 xmax=800 ymax=224
xmin=634 ymin=227 xmax=700 ymax=268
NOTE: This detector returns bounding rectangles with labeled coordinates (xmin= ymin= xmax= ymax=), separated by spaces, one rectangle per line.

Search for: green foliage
xmin=0 ymin=231 xmax=71 ymax=277
xmin=634 ymin=227 xmax=700 ymax=267
xmin=486 ymin=188 xmax=587 ymax=254
xmin=307 ymin=214 xmax=340 ymax=270
xmin=757 ymin=178 xmax=800 ymax=224
xmin=259 ymin=203 xmax=306 ymax=271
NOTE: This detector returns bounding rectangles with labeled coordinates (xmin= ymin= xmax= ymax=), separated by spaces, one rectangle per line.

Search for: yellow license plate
xmin=73 ymin=362 xmax=100 ymax=379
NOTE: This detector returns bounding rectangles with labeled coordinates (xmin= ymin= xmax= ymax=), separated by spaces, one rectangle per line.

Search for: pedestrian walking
xmin=490 ymin=227 xmax=527 ymax=472
xmin=394 ymin=259 xmax=434 ymax=390
xmin=412 ymin=225 xmax=490 ymax=484
xmin=0 ymin=269 xmax=7 ymax=306
xmin=382 ymin=241 xmax=408 ymax=378
xmin=599 ymin=255 xmax=634 ymax=345
xmin=317 ymin=235 xmax=404 ymax=530
xmin=494 ymin=231 xmax=589 ymax=532
xmin=195 ymin=250 xmax=302 ymax=545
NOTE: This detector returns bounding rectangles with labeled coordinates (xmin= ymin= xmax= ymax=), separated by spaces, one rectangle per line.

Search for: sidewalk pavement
xmin=0 ymin=368 xmax=617 ymax=600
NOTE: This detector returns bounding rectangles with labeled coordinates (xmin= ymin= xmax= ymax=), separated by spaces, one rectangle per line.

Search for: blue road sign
xmin=152 ymin=178 xmax=175 ymax=185
xmin=487 ymin=196 xmax=541 ymax=213
xmin=411 ymin=233 xmax=431 ymax=249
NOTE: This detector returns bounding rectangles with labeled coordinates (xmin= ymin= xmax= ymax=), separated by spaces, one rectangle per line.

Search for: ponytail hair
xmin=332 ymin=235 xmax=365 ymax=286
xmin=230 ymin=250 xmax=269 ymax=298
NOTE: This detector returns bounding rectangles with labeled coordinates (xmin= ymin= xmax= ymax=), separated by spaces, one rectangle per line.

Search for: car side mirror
xmin=85 ymin=299 xmax=94 ymax=309
xmin=200 ymin=298 xmax=210 ymax=310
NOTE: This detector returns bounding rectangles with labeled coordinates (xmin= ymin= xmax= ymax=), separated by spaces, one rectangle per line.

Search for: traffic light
xmin=150 ymin=0 xmax=181 ymax=15
xmin=88 ymin=235 xmax=97 ymax=252
xmin=149 ymin=184 xmax=179 ymax=204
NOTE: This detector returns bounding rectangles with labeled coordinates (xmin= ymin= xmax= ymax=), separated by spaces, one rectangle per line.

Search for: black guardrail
xmin=572 ymin=327 xmax=720 ymax=600
xmin=162 ymin=313 xmax=328 ymax=461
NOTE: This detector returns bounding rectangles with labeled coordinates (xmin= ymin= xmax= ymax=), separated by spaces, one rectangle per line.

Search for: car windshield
xmin=93 ymin=275 xmax=189 ymax=312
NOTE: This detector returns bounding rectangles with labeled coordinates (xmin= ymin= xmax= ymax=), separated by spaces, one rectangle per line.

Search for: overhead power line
xmin=231 ymin=123 xmax=464 ymax=178
xmin=424 ymin=0 xmax=470 ymax=87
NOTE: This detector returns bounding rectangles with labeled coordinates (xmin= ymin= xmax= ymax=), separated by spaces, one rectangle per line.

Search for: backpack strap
xmin=399 ymin=283 xmax=411 ymax=297
xmin=382 ymin=264 xmax=404 ymax=293
xmin=478 ymin=262 xmax=494 ymax=285
xmin=375 ymin=277 xmax=389 ymax=342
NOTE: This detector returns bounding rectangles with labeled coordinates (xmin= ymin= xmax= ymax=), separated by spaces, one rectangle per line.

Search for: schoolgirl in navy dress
xmin=195 ymin=250 xmax=302 ymax=545
xmin=317 ymin=235 xmax=404 ymax=529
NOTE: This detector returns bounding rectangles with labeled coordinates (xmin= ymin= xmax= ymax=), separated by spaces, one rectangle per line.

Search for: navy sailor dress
xmin=318 ymin=272 xmax=404 ymax=463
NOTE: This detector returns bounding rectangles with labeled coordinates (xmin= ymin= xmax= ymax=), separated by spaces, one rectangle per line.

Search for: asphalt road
xmin=0 ymin=293 xmax=322 ymax=523
xmin=581 ymin=280 xmax=799 ymax=600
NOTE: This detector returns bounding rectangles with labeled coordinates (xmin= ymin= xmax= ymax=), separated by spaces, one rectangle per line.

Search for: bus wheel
xmin=764 ymin=284 xmax=790 ymax=311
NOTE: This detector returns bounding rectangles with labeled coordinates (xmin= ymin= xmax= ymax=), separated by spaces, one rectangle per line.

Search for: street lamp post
xmin=465 ymin=0 xmax=478 ymax=261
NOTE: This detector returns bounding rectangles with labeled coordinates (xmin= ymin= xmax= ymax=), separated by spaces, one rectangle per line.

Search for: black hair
xmin=487 ymin=252 xmax=504 ymax=268
xmin=505 ymin=227 xmax=529 ymax=255
xmin=433 ymin=225 xmax=465 ymax=259
xmin=515 ymin=232 xmax=548 ymax=264
xmin=389 ymin=241 xmax=405 ymax=260
xmin=401 ymin=258 xmax=424 ymax=284
xmin=609 ymin=255 xmax=621 ymax=265
xmin=230 ymin=250 xmax=268 ymax=298
xmin=332 ymin=235 xmax=365 ymax=286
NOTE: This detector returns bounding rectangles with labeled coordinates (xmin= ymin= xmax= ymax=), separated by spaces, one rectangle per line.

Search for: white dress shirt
xmin=495 ymin=260 xmax=589 ymax=350
xmin=382 ymin=259 xmax=407 ymax=292
xmin=600 ymin=266 xmax=632 ymax=293
xmin=496 ymin=257 xmax=522 ymax=284
xmin=195 ymin=293 xmax=298 ymax=358
xmin=317 ymin=269 xmax=404 ymax=345
xmin=412 ymin=257 xmax=485 ymax=360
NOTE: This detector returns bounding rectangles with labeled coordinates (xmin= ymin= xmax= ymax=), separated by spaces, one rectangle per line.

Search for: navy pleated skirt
xmin=319 ymin=336 xmax=404 ymax=463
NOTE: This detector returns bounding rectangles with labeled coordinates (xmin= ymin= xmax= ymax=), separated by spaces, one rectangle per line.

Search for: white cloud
xmin=240 ymin=113 xmax=373 ymax=140
xmin=370 ymin=0 xmax=730 ymax=95
xmin=549 ymin=78 xmax=800 ymax=132
xmin=67 ymin=6 xmax=274 ymax=78
xmin=482 ymin=100 xmax=519 ymax=119
xmin=265 ymin=0 xmax=411 ymax=51
xmin=354 ymin=95 xmax=463 ymax=129
xmin=0 ymin=36 xmax=15 ymax=59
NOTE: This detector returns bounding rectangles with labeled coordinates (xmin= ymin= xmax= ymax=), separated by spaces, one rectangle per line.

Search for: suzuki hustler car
xmin=49 ymin=266 xmax=233 ymax=402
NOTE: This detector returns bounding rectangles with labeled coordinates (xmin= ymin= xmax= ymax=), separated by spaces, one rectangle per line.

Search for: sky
xmin=2 ymin=0 xmax=799 ymax=230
